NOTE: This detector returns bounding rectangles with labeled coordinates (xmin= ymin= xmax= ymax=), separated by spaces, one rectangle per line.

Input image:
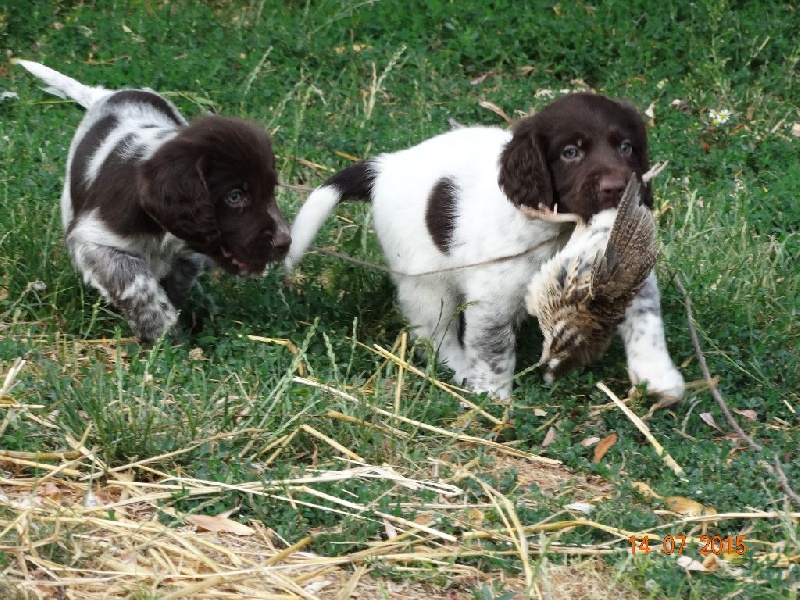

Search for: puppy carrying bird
xmin=525 ymin=172 xmax=660 ymax=382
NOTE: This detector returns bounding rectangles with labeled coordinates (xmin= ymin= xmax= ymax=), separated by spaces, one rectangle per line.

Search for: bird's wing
xmin=591 ymin=175 xmax=658 ymax=305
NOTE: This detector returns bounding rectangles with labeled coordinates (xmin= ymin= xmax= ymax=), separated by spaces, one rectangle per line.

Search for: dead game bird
xmin=525 ymin=174 xmax=658 ymax=382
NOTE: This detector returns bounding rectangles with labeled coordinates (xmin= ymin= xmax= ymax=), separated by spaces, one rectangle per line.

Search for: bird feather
xmin=525 ymin=174 xmax=658 ymax=381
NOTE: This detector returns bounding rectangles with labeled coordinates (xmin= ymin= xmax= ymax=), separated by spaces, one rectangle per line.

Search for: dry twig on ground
xmin=673 ymin=274 xmax=800 ymax=507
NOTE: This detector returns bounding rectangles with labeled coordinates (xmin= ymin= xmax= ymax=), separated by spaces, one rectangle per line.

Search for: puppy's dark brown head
xmin=138 ymin=116 xmax=291 ymax=275
xmin=499 ymin=93 xmax=652 ymax=222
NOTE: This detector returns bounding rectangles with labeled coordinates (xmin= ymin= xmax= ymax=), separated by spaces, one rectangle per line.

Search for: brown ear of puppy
xmin=137 ymin=142 xmax=220 ymax=250
xmin=498 ymin=119 xmax=554 ymax=210
xmin=617 ymin=98 xmax=655 ymax=209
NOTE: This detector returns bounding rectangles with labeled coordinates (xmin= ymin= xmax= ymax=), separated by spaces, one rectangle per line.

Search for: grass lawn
xmin=1 ymin=1 xmax=798 ymax=598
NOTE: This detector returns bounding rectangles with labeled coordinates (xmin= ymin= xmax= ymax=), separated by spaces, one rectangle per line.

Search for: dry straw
xmin=2 ymin=316 xmax=798 ymax=597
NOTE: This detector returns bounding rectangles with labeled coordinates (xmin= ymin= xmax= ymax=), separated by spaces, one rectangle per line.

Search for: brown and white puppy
xmin=285 ymin=93 xmax=685 ymax=401
xmin=15 ymin=59 xmax=291 ymax=343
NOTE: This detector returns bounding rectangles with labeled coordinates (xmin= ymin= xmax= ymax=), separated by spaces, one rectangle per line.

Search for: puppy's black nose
xmin=271 ymin=229 xmax=292 ymax=252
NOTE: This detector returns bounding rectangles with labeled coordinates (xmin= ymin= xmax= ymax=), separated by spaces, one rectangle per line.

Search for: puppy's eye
xmin=561 ymin=145 xmax=583 ymax=161
xmin=224 ymin=188 xmax=248 ymax=208
xmin=619 ymin=140 xmax=633 ymax=156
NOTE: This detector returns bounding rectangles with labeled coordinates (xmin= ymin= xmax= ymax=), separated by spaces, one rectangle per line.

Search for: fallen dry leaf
xmin=580 ymin=436 xmax=601 ymax=448
xmin=36 ymin=482 xmax=61 ymax=503
xmin=383 ymin=518 xmax=399 ymax=539
xmin=664 ymin=496 xmax=716 ymax=517
xmin=791 ymin=122 xmax=800 ymax=137
xmin=542 ymin=427 xmax=557 ymax=448
xmin=677 ymin=555 xmax=708 ymax=572
xmin=303 ymin=578 xmax=334 ymax=594
xmin=699 ymin=412 xmax=722 ymax=431
xmin=593 ymin=433 xmax=618 ymax=463
xmin=702 ymin=553 xmax=722 ymax=571
xmin=185 ymin=514 xmax=256 ymax=536
xmin=564 ymin=502 xmax=594 ymax=514
xmin=645 ymin=101 xmax=656 ymax=122
xmin=470 ymin=71 xmax=493 ymax=85
xmin=733 ymin=408 xmax=758 ymax=421
xmin=478 ymin=100 xmax=511 ymax=123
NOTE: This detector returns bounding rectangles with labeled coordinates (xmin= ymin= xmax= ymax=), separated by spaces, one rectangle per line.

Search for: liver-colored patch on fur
xmin=425 ymin=176 xmax=459 ymax=254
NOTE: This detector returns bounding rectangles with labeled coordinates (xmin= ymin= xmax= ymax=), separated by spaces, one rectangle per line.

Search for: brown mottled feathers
xmin=525 ymin=175 xmax=658 ymax=382
xmin=591 ymin=177 xmax=658 ymax=309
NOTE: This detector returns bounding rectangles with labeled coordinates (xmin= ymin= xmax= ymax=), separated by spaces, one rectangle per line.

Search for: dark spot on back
xmin=106 ymin=90 xmax=184 ymax=126
xmin=324 ymin=161 xmax=376 ymax=202
xmin=70 ymin=114 xmax=119 ymax=215
xmin=74 ymin=131 xmax=161 ymax=238
xmin=426 ymin=177 xmax=458 ymax=254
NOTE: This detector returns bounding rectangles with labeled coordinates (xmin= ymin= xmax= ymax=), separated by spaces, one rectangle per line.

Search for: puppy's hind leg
xmin=394 ymin=276 xmax=468 ymax=377
xmin=459 ymin=302 xmax=517 ymax=400
xmin=70 ymin=241 xmax=178 ymax=344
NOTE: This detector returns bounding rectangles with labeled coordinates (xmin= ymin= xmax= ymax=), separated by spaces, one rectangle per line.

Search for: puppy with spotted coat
xmin=15 ymin=59 xmax=291 ymax=343
xmin=287 ymin=93 xmax=684 ymax=400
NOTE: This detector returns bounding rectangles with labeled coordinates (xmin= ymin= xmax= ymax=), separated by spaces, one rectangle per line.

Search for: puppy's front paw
xmin=130 ymin=305 xmax=179 ymax=345
xmin=461 ymin=372 xmax=513 ymax=401
xmin=629 ymin=361 xmax=685 ymax=401
xmin=471 ymin=382 xmax=512 ymax=401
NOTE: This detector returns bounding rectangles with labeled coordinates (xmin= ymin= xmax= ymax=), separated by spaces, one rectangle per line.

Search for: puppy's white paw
xmin=472 ymin=381 xmax=512 ymax=401
xmin=457 ymin=370 xmax=512 ymax=401
xmin=629 ymin=361 xmax=685 ymax=401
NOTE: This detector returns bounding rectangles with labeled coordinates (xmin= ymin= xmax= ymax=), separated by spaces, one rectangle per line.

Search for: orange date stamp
xmin=628 ymin=535 xmax=747 ymax=556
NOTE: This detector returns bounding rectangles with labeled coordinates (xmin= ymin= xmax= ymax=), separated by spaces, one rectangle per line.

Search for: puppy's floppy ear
xmin=498 ymin=118 xmax=554 ymax=209
xmin=137 ymin=141 xmax=219 ymax=249
xmin=618 ymin=99 xmax=655 ymax=209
